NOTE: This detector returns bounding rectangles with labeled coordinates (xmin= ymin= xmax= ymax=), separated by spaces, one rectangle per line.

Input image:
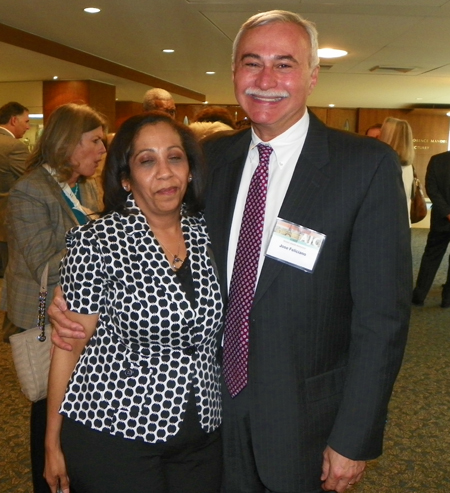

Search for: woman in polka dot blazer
xmin=44 ymin=112 xmax=224 ymax=493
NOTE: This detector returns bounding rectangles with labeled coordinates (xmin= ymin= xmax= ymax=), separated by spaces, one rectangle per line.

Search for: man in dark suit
xmin=49 ymin=10 xmax=412 ymax=493
xmin=202 ymin=10 xmax=411 ymax=493
xmin=412 ymin=151 xmax=450 ymax=307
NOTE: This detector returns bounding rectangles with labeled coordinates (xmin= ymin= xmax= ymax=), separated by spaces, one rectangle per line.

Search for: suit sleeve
xmin=327 ymin=150 xmax=412 ymax=460
xmin=7 ymin=181 xmax=66 ymax=286
xmin=425 ymin=157 xmax=450 ymax=219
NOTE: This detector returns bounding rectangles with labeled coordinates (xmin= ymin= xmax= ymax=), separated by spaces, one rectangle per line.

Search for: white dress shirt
xmin=227 ymin=111 xmax=310 ymax=289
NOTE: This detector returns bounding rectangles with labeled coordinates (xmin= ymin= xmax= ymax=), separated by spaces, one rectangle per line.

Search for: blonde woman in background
xmin=3 ymin=103 xmax=106 ymax=493
xmin=379 ymin=117 xmax=415 ymax=224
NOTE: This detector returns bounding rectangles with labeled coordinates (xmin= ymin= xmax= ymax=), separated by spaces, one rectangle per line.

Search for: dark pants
xmin=221 ymin=385 xmax=322 ymax=493
xmin=30 ymin=399 xmax=51 ymax=493
xmin=61 ymin=390 xmax=222 ymax=493
xmin=413 ymin=230 xmax=450 ymax=302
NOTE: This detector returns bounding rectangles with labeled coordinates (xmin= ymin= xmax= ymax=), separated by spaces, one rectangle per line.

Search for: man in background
xmin=142 ymin=88 xmax=176 ymax=118
xmin=365 ymin=123 xmax=382 ymax=138
xmin=413 ymin=151 xmax=450 ymax=307
xmin=0 ymin=101 xmax=30 ymax=340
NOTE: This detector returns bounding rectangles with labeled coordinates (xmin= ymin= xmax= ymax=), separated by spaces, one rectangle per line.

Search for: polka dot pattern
xmin=223 ymin=144 xmax=273 ymax=397
xmin=59 ymin=198 xmax=223 ymax=443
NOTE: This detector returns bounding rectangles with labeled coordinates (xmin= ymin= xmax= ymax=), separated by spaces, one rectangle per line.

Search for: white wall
xmin=0 ymin=81 xmax=43 ymax=113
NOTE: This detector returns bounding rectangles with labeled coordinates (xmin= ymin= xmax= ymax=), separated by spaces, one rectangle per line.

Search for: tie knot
xmin=257 ymin=143 xmax=273 ymax=165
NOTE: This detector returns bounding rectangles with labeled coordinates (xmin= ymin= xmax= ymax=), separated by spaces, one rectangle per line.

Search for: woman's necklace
xmin=71 ymin=182 xmax=80 ymax=198
xmin=158 ymin=238 xmax=184 ymax=270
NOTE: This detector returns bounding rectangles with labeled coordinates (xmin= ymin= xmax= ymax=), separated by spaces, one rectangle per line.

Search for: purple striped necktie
xmin=223 ymin=143 xmax=273 ymax=398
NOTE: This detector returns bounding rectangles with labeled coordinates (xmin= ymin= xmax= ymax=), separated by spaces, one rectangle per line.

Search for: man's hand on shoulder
xmin=321 ymin=446 xmax=366 ymax=492
xmin=49 ymin=286 xmax=86 ymax=351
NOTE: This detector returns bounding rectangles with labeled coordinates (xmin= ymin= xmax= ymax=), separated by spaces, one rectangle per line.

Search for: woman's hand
xmin=44 ymin=446 xmax=70 ymax=493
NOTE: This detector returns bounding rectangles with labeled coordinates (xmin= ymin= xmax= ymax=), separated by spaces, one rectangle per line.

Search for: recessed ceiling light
xmin=318 ymin=48 xmax=348 ymax=58
xmin=206 ymin=71 xmax=216 ymax=75
xmin=53 ymin=76 xmax=58 ymax=80
xmin=162 ymin=49 xmax=174 ymax=53
xmin=203 ymin=101 xmax=208 ymax=104
xmin=84 ymin=7 xmax=101 ymax=13
xmin=329 ymin=104 xmax=335 ymax=107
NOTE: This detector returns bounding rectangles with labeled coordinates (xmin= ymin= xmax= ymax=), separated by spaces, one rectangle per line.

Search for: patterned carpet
xmin=0 ymin=228 xmax=449 ymax=492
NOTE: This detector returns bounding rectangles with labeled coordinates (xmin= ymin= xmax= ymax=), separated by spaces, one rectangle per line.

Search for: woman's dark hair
xmin=103 ymin=111 xmax=206 ymax=216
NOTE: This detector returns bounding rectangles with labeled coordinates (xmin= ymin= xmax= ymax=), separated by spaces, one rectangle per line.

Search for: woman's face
xmin=123 ymin=122 xmax=191 ymax=222
xmin=70 ymin=126 xmax=106 ymax=181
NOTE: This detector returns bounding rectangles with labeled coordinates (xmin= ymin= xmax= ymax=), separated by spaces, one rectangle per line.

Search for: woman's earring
xmin=123 ymin=185 xmax=130 ymax=191
xmin=188 ymin=175 xmax=193 ymax=183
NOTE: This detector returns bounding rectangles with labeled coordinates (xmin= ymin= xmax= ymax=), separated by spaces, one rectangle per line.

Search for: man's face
xmin=12 ymin=111 xmax=30 ymax=139
xmin=153 ymin=99 xmax=177 ymax=119
xmin=233 ymin=22 xmax=319 ymax=141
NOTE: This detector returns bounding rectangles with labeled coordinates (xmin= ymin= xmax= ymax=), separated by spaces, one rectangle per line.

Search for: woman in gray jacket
xmin=3 ymin=103 xmax=106 ymax=493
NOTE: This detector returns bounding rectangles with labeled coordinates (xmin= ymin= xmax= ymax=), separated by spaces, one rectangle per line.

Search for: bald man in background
xmin=142 ymin=88 xmax=176 ymax=118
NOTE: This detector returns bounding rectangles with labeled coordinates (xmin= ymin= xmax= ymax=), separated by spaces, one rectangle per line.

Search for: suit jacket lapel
xmin=253 ymin=111 xmax=332 ymax=305
xmin=206 ymin=130 xmax=251 ymax=294
xmin=39 ymin=167 xmax=81 ymax=225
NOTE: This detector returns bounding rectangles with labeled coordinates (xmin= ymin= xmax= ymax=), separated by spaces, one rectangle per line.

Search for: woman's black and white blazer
xmin=59 ymin=197 xmax=224 ymax=444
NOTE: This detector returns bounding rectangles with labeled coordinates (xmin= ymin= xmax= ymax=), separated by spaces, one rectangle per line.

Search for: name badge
xmin=266 ymin=218 xmax=326 ymax=273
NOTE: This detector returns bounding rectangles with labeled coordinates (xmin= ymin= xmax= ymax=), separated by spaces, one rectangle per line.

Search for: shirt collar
xmin=0 ymin=126 xmax=15 ymax=138
xmin=250 ymin=110 xmax=310 ymax=168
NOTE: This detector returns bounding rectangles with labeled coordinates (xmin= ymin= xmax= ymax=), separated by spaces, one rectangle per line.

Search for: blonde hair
xmin=232 ymin=10 xmax=319 ymax=69
xmin=27 ymin=103 xmax=107 ymax=182
xmin=379 ymin=117 xmax=415 ymax=167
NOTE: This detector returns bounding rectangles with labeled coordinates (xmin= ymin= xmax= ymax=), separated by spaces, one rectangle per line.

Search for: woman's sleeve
xmin=60 ymin=228 xmax=106 ymax=315
xmin=8 ymin=182 xmax=66 ymax=286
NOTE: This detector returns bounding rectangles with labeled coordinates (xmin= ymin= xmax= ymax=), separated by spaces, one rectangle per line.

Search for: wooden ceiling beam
xmin=0 ymin=22 xmax=206 ymax=102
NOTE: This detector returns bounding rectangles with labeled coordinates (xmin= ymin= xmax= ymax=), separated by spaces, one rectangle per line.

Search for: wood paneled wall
xmin=115 ymin=101 xmax=143 ymax=131
xmin=43 ymin=80 xmax=116 ymax=130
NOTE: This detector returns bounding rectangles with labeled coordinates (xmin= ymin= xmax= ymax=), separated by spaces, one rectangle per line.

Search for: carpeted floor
xmin=0 ymin=228 xmax=449 ymax=492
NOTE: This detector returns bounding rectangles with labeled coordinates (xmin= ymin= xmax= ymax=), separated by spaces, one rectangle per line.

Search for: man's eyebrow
xmin=240 ymin=53 xmax=262 ymax=61
xmin=240 ymin=53 xmax=298 ymax=63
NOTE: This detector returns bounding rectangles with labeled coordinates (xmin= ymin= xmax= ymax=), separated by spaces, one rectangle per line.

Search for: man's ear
xmin=308 ymin=66 xmax=320 ymax=95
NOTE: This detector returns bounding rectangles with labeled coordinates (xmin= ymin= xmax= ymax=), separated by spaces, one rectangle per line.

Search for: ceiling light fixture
xmin=162 ymin=49 xmax=174 ymax=53
xmin=84 ymin=7 xmax=101 ymax=13
xmin=206 ymin=71 xmax=215 ymax=75
xmin=53 ymin=76 xmax=58 ymax=80
xmin=318 ymin=48 xmax=348 ymax=59
xmin=329 ymin=104 xmax=335 ymax=107
xmin=29 ymin=114 xmax=44 ymax=119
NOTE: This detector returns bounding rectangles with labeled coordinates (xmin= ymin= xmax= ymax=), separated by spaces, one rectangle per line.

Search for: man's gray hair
xmin=232 ymin=10 xmax=319 ymax=70
xmin=143 ymin=88 xmax=174 ymax=111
